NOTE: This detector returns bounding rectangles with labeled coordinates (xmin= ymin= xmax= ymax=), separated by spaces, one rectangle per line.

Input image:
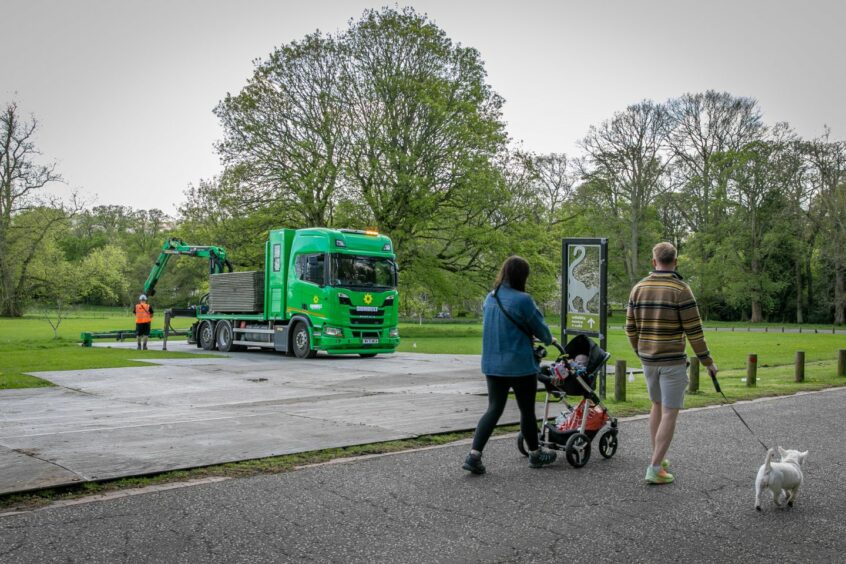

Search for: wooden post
xmin=795 ymin=351 xmax=805 ymax=383
xmin=839 ymin=349 xmax=846 ymax=377
xmin=688 ymin=357 xmax=700 ymax=393
xmin=614 ymin=360 xmax=626 ymax=402
xmin=747 ymin=354 xmax=757 ymax=387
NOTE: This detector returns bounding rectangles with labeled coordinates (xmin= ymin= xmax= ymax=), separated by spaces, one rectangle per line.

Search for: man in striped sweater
xmin=626 ymin=242 xmax=718 ymax=485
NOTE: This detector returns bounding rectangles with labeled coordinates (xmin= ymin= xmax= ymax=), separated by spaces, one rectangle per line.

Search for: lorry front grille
xmin=351 ymin=331 xmax=380 ymax=339
xmin=350 ymin=308 xmax=385 ymax=325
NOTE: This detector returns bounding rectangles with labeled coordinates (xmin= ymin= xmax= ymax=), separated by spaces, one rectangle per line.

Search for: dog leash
xmin=709 ymin=373 xmax=770 ymax=451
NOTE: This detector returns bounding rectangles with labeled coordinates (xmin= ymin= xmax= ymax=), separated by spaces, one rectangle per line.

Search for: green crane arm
xmin=143 ymin=237 xmax=232 ymax=297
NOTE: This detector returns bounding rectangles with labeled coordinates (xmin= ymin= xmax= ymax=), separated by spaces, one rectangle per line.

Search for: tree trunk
xmin=794 ymin=260 xmax=803 ymax=324
xmin=805 ymin=256 xmax=813 ymax=313
xmin=750 ymin=255 xmax=763 ymax=323
xmin=836 ymin=262 xmax=845 ymax=325
xmin=629 ymin=219 xmax=639 ymax=286
xmin=751 ymin=300 xmax=763 ymax=323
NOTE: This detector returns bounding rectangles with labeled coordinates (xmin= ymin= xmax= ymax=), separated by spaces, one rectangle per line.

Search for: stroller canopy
xmin=563 ymin=335 xmax=611 ymax=374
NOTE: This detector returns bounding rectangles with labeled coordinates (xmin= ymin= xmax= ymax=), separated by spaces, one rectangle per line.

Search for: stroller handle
xmin=534 ymin=339 xmax=566 ymax=355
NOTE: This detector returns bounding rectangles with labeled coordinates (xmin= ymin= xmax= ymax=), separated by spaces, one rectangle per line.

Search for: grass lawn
xmin=397 ymin=322 xmax=846 ymax=409
xmin=397 ymin=322 xmax=846 ymax=370
xmin=2 ymin=311 xmax=843 ymax=391
xmin=0 ymin=309 xmax=210 ymax=389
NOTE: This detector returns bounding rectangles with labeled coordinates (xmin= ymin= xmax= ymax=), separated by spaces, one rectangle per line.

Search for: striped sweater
xmin=625 ymin=271 xmax=713 ymax=367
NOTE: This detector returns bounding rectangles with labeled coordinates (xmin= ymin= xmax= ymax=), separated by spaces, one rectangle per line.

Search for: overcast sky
xmin=3 ymin=0 xmax=844 ymax=215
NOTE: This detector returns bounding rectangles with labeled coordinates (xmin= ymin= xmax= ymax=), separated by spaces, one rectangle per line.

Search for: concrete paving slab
xmin=0 ymin=350 xmax=518 ymax=494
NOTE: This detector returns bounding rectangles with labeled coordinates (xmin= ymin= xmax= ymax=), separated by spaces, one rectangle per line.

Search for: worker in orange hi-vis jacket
xmin=133 ymin=294 xmax=154 ymax=350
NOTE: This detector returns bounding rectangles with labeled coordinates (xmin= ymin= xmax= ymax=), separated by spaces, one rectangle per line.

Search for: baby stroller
xmin=517 ymin=335 xmax=619 ymax=468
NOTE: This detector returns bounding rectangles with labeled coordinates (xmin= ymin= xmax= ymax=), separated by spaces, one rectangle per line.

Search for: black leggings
xmin=471 ymin=374 xmax=539 ymax=452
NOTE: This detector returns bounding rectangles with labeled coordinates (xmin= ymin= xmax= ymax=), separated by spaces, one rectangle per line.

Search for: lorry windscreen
xmin=331 ymin=254 xmax=397 ymax=290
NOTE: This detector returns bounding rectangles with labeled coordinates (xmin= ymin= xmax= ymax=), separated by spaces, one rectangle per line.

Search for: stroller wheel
xmin=599 ymin=431 xmax=618 ymax=459
xmin=565 ymin=432 xmax=591 ymax=468
xmin=516 ymin=432 xmax=529 ymax=457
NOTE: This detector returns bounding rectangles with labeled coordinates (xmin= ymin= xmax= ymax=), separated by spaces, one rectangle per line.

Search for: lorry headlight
xmin=338 ymin=293 xmax=352 ymax=305
xmin=382 ymin=295 xmax=394 ymax=306
xmin=389 ymin=328 xmax=399 ymax=338
xmin=324 ymin=326 xmax=344 ymax=337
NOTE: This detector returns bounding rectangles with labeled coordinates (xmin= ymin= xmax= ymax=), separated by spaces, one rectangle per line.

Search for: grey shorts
xmin=643 ymin=364 xmax=689 ymax=409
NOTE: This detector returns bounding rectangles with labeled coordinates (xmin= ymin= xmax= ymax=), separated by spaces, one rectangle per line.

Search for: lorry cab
xmin=266 ymin=228 xmax=400 ymax=357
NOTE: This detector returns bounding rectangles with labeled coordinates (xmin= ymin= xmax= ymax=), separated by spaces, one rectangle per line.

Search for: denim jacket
xmin=481 ymin=284 xmax=553 ymax=377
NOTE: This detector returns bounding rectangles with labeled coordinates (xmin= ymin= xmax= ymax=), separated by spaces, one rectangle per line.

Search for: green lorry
xmin=190 ymin=227 xmax=400 ymax=358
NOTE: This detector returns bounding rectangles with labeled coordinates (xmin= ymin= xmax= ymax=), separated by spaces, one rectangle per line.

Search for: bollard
xmin=688 ymin=356 xmax=700 ymax=393
xmin=747 ymin=354 xmax=757 ymax=387
xmin=795 ymin=351 xmax=805 ymax=383
xmin=615 ymin=360 xmax=626 ymax=402
xmin=839 ymin=349 xmax=846 ymax=377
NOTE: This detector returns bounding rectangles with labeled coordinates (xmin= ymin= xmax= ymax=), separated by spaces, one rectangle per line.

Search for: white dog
xmin=754 ymin=447 xmax=808 ymax=511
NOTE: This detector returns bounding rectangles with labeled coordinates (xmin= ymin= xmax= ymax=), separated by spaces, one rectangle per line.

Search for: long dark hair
xmin=494 ymin=255 xmax=530 ymax=292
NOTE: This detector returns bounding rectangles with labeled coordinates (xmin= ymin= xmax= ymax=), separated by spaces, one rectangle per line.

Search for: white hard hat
xmin=139 ymin=294 xmax=147 ymax=301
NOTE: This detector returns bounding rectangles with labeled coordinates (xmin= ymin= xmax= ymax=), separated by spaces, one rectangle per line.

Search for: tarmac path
xmin=1 ymin=387 xmax=844 ymax=563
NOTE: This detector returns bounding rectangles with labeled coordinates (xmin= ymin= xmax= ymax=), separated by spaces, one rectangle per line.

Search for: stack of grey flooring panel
xmin=209 ymin=271 xmax=265 ymax=313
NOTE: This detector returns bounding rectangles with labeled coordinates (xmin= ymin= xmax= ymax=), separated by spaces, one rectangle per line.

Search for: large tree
xmin=578 ymin=100 xmax=672 ymax=285
xmin=0 ymin=102 xmax=67 ymax=317
xmin=341 ymin=7 xmax=507 ymax=258
xmin=666 ymin=91 xmax=764 ymax=231
xmin=215 ymin=31 xmax=348 ymax=227
xmin=713 ymin=126 xmax=800 ymax=322
xmin=664 ymin=91 xmax=764 ymax=316
xmin=804 ymin=131 xmax=846 ymax=323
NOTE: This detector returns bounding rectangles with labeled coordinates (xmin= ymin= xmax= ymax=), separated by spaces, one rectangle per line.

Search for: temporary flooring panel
xmin=0 ymin=348 xmax=527 ymax=495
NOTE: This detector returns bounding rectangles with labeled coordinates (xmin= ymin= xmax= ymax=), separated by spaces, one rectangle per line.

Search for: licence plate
xmin=362 ymin=338 xmax=379 ymax=344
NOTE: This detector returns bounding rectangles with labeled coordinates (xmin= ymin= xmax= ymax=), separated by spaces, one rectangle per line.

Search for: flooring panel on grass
xmin=282 ymin=392 xmax=531 ymax=435
xmin=0 ymin=412 xmax=412 ymax=485
xmin=0 ymin=445 xmax=85 ymax=495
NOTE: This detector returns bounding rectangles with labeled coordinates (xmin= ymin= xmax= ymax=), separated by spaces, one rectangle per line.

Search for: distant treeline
xmin=2 ymin=7 xmax=844 ymax=323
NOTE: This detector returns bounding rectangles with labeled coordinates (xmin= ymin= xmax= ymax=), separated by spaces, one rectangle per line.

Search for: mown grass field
xmin=396 ymin=322 xmax=845 ymax=369
xmin=0 ymin=309 xmax=206 ymax=389
xmin=395 ymin=321 xmax=846 ymax=411
xmin=1 ymin=309 xmax=844 ymax=395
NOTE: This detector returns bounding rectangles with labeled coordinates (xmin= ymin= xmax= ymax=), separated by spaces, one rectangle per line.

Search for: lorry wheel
xmin=199 ymin=320 xmax=216 ymax=350
xmin=292 ymin=322 xmax=317 ymax=359
xmin=215 ymin=320 xmax=238 ymax=352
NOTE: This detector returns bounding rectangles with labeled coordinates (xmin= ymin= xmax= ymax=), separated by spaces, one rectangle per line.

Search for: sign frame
xmin=561 ymin=238 xmax=608 ymax=397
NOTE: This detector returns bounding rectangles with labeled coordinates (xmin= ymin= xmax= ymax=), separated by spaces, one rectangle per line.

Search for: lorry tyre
xmin=215 ymin=320 xmax=241 ymax=352
xmin=292 ymin=322 xmax=317 ymax=359
xmin=199 ymin=320 xmax=216 ymax=351
xmin=359 ymin=353 xmax=378 ymax=358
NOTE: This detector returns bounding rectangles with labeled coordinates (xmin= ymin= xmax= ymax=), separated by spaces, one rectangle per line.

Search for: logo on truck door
xmin=313 ymin=295 xmax=319 ymax=304
xmin=363 ymin=293 xmax=373 ymax=305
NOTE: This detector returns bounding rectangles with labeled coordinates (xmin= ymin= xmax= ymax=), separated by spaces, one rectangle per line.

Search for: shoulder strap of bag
xmin=493 ymin=285 xmax=534 ymax=339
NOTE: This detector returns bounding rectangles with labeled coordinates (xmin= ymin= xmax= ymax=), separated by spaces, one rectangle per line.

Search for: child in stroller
xmin=517 ymin=334 xmax=619 ymax=467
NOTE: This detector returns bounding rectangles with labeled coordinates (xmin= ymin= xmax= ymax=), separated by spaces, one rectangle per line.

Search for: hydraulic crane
xmin=81 ymin=237 xmax=233 ymax=347
xmin=143 ymin=238 xmax=232 ymax=296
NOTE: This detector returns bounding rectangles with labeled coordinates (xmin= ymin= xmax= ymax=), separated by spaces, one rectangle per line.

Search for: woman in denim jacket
xmin=463 ymin=256 xmax=558 ymax=474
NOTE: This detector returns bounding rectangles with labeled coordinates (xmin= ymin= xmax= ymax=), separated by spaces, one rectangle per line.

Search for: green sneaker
xmin=645 ymin=466 xmax=674 ymax=484
xmin=661 ymin=459 xmax=670 ymax=470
